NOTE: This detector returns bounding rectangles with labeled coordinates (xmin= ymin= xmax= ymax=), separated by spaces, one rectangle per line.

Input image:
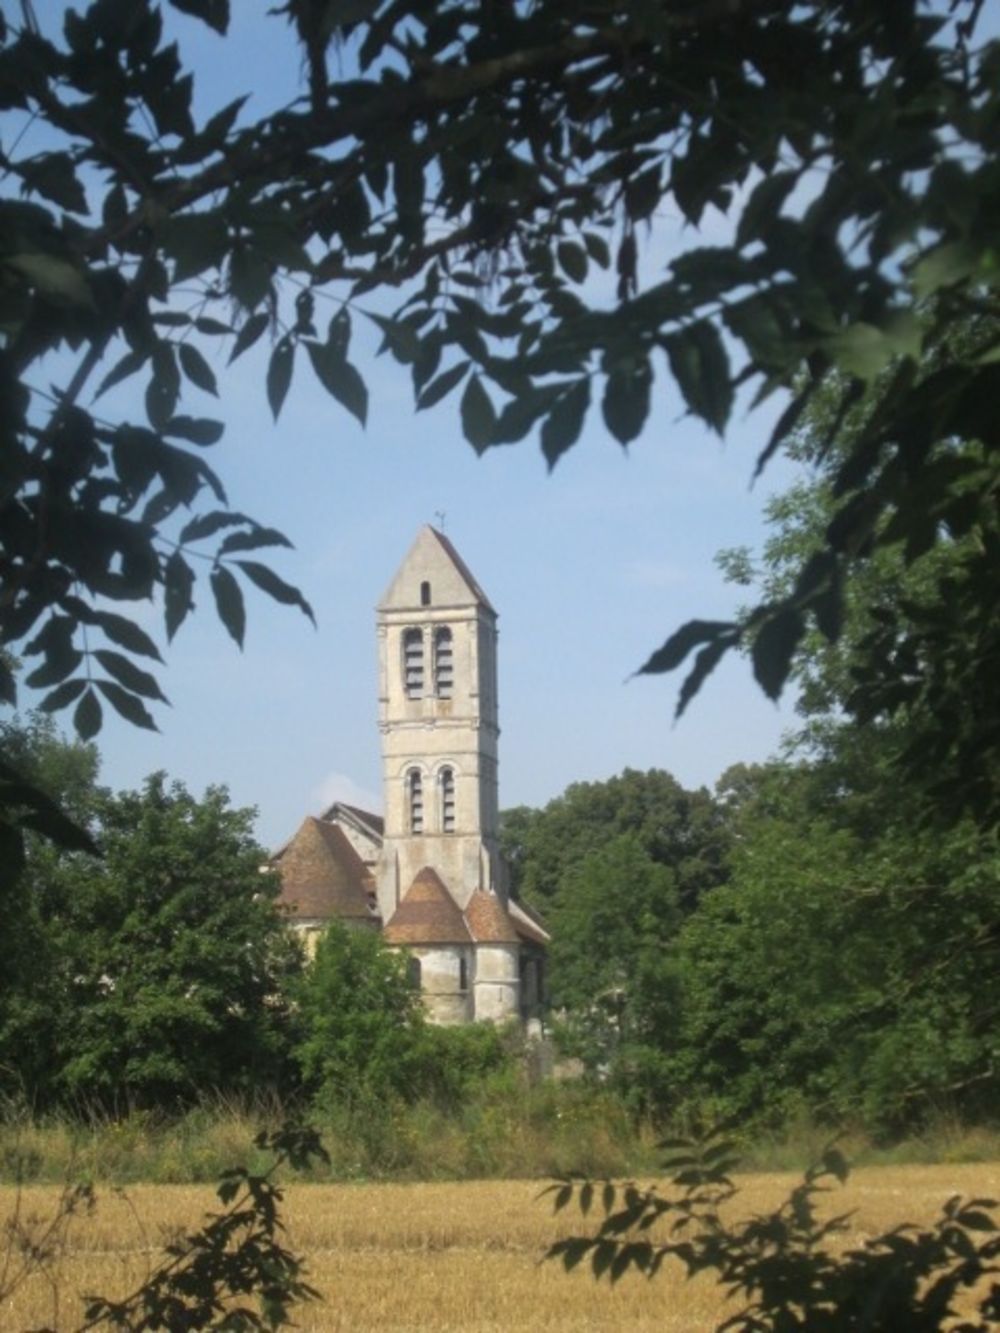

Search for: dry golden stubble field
xmin=3 ymin=1163 xmax=998 ymax=1331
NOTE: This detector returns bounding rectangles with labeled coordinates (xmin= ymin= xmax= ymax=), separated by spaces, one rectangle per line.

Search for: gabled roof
xmin=508 ymin=897 xmax=551 ymax=946
xmin=274 ymin=817 xmax=375 ymax=922
xmin=465 ymin=889 xmax=519 ymax=944
xmin=383 ymin=866 xmax=472 ymax=945
xmin=377 ymin=525 xmax=495 ymax=613
xmin=319 ymin=800 xmax=385 ymax=840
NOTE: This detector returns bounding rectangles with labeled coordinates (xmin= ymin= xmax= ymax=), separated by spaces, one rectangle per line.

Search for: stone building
xmin=273 ymin=526 xmax=548 ymax=1024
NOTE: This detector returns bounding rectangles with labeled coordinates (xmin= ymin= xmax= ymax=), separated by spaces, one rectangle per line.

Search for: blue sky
xmin=22 ymin=3 xmax=811 ymax=846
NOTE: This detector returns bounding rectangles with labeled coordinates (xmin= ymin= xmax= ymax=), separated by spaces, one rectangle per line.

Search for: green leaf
xmin=235 ymin=560 xmax=315 ymax=624
xmin=751 ymin=607 xmax=804 ymax=700
xmin=541 ymin=378 xmax=590 ymax=470
xmin=162 ymin=211 xmax=229 ymax=282
xmin=636 ymin=620 xmax=735 ymax=676
xmin=95 ymin=348 xmax=149 ymax=400
xmin=164 ymin=551 xmax=195 ymax=641
xmin=602 ymin=358 xmax=651 ymax=445
xmin=74 ymin=687 xmax=102 ymax=740
xmin=25 ymin=650 xmax=83 ymax=689
xmin=146 ymin=343 xmax=180 ymax=431
xmin=94 ymin=650 xmax=169 ymax=703
xmin=94 ymin=611 xmax=163 ymax=662
xmin=306 ymin=341 xmax=368 ymax=426
xmin=211 ymin=564 xmax=246 ymax=647
xmin=218 ymin=527 xmax=293 ymax=555
xmin=557 ymin=241 xmax=588 ymax=285
xmin=38 ymin=678 xmax=87 ymax=713
xmin=460 ymin=376 xmax=496 ymax=453
xmin=166 ymin=0 xmax=229 ymax=35
xmin=179 ymin=510 xmax=247 ymax=544
xmin=266 ymin=336 xmax=295 ymax=421
xmin=417 ymin=360 xmax=470 ymax=411
xmin=663 ymin=322 xmax=732 ymax=434
xmin=96 ymin=680 xmax=159 ymax=730
xmin=178 ymin=342 xmax=218 ymax=396
xmin=8 ymin=252 xmax=94 ymax=307
xmin=583 ymin=233 xmax=610 ymax=269
xmin=229 ymin=311 xmax=269 ymax=364
xmin=367 ymin=312 xmax=421 ymax=365
xmin=163 ymin=415 xmax=225 ymax=445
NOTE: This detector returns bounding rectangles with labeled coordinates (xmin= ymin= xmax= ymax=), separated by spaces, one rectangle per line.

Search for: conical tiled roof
xmin=383 ymin=867 xmax=471 ymax=944
xmin=465 ymin=889 xmax=519 ymax=944
xmin=275 ymin=817 xmax=375 ymax=921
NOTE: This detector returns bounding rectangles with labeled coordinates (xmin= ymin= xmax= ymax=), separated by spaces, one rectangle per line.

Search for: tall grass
xmin=2 ymin=1084 xmax=997 ymax=1186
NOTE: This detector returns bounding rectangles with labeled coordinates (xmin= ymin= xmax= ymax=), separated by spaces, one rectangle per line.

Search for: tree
xmin=501 ymin=768 xmax=729 ymax=913
xmin=294 ymin=920 xmax=425 ymax=1109
xmin=664 ymin=762 xmax=999 ymax=1130
xmin=548 ymin=834 xmax=681 ymax=1108
xmin=2 ymin=1 xmax=999 ymax=839
xmin=0 ymin=771 xmax=302 ymax=1109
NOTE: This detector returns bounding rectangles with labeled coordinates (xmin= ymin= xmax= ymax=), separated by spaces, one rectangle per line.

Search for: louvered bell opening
xmin=404 ymin=628 xmax=424 ymax=698
xmin=435 ymin=627 xmax=453 ymax=698
xmin=408 ymin=769 xmax=424 ymax=832
xmin=441 ymin=767 xmax=455 ymax=832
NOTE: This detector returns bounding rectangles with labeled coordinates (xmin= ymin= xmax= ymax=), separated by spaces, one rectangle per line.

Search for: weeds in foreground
xmin=546 ymin=1126 xmax=1000 ymax=1330
xmin=1 ymin=1124 xmax=327 ymax=1331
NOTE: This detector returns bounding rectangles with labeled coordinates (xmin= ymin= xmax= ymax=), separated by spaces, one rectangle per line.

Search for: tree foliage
xmin=2 ymin=0 xmax=999 ymax=842
xmin=0 ymin=768 xmax=302 ymax=1109
xmin=294 ymin=920 xmax=426 ymax=1108
xmin=502 ymin=767 xmax=729 ymax=912
xmin=546 ymin=1126 xmax=1000 ymax=1331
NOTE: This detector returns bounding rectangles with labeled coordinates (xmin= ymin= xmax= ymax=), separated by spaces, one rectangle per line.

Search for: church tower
xmin=374 ymin=526 xmax=504 ymax=925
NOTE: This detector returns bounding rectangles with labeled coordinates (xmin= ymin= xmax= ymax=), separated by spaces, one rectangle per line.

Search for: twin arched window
xmin=402 ymin=625 xmax=453 ymax=698
xmin=406 ymin=766 xmax=456 ymax=833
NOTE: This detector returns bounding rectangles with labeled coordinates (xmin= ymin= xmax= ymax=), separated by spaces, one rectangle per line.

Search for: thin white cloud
xmin=311 ymin=770 xmax=382 ymax=816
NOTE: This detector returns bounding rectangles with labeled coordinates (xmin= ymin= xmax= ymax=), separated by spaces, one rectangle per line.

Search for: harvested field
xmin=3 ymin=1163 xmax=997 ymax=1330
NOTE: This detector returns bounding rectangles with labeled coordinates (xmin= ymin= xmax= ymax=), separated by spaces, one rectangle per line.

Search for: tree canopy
xmin=1 ymin=0 xmax=998 ymax=855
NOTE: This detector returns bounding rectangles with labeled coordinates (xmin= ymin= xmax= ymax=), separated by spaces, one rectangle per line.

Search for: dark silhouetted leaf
xmin=602 ymin=359 xmax=651 ymax=445
xmin=542 ymin=378 xmax=590 ymax=470
xmin=211 ymin=564 xmax=246 ymax=647
xmin=96 ymin=680 xmax=159 ymax=729
xmin=417 ymin=360 xmax=470 ymax=411
xmin=229 ymin=311 xmax=269 ymax=363
xmin=164 ymin=551 xmax=195 ymax=641
xmin=306 ymin=341 xmax=367 ymax=426
xmin=752 ymin=606 xmax=804 ymax=699
xmin=460 ymin=376 xmax=496 ymax=453
xmin=74 ymin=687 xmax=102 ymax=740
xmin=179 ymin=342 xmax=218 ymax=395
xmin=94 ymin=650 xmax=169 ymax=702
xmin=163 ymin=415 xmax=225 ymax=445
xmin=236 ymin=560 xmax=315 ymax=624
xmin=266 ymin=336 xmax=295 ymax=421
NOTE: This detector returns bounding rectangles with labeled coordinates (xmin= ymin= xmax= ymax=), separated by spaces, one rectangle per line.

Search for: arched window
xmin=407 ymin=955 xmax=422 ymax=989
xmin=408 ymin=768 xmax=424 ymax=832
xmin=420 ymin=580 xmax=431 ymax=606
xmin=459 ymin=954 xmax=469 ymax=991
xmin=440 ymin=766 xmax=455 ymax=832
xmin=434 ymin=626 xmax=453 ymax=697
xmin=403 ymin=627 xmax=424 ymax=697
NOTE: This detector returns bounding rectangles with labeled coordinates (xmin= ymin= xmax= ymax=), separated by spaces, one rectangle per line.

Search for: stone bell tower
xmin=374 ymin=526 xmax=504 ymax=924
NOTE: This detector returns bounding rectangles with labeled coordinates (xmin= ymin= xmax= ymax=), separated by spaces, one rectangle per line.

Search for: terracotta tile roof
xmin=430 ymin=527 xmax=495 ymax=613
xmin=508 ymin=897 xmax=551 ymax=946
xmin=383 ymin=866 xmax=471 ymax=945
xmin=275 ymin=817 xmax=375 ymax=921
xmin=464 ymin=889 xmax=519 ymax=944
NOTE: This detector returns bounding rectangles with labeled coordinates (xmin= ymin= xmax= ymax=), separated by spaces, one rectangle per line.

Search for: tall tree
xmin=502 ymin=768 xmax=729 ymax=912
xmin=0 ymin=771 xmax=302 ymax=1109
xmin=2 ymin=1 xmax=998 ymax=839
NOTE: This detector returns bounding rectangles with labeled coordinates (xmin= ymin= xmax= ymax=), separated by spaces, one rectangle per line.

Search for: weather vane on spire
xmin=434 ymin=510 xmax=446 ymax=532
